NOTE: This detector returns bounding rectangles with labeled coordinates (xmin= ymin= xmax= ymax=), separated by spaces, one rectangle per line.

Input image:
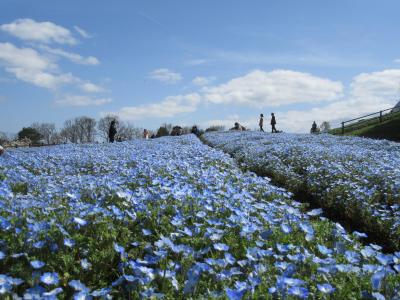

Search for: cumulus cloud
xmin=275 ymin=69 xmax=400 ymax=132
xmin=203 ymin=70 xmax=343 ymax=108
xmin=0 ymin=42 xmax=55 ymax=71
xmin=149 ymin=68 xmax=182 ymax=84
xmin=74 ymin=25 xmax=91 ymax=38
xmin=0 ymin=18 xmax=77 ymax=45
xmin=0 ymin=42 xmax=74 ymax=89
xmin=40 ymin=45 xmax=99 ymax=65
xmin=192 ymin=76 xmax=216 ymax=86
xmin=113 ymin=93 xmax=201 ymax=121
xmin=79 ymin=82 xmax=104 ymax=93
xmin=0 ymin=42 xmax=105 ymax=97
xmin=55 ymin=95 xmax=112 ymax=106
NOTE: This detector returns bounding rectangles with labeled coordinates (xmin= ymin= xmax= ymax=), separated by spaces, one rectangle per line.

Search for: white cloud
xmin=0 ymin=42 xmax=104 ymax=93
xmin=149 ymin=68 xmax=182 ymax=84
xmin=79 ymin=82 xmax=104 ymax=93
xmin=7 ymin=68 xmax=75 ymax=89
xmin=74 ymin=25 xmax=91 ymax=38
xmin=203 ymin=70 xmax=343 ymax=108
xmin=350 ymin=69 xmax=400 ymax=99
xmin=0 ymin=42 xmax=73 ymax=89
xmin=185 ymin=58 xmax=209 ymax=66
xmin=55 ymin=95 xmax=112 ymax=106
xmin=276 ymin=69 xmax=400 ymax=132
xmin=192 ymin=76 xmax=216 ymax=86
xmin=394 ymin=59 xmax=400 ymax=63
xmin=40 ymin=45 xmax=99 ymax=65
xmin=113 ymin=93 xmax=201 ymax=121
xmin=0 ymin=42 xmax=55 ymax=71
xmin=1 ymin=19 xmax=77 ymax=45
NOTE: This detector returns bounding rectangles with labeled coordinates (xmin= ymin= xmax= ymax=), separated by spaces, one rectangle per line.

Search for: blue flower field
xmin=0 ymin=134 xmax=400 ymax=299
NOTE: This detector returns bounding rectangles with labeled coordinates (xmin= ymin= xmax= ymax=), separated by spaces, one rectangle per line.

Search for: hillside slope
xmin=331 ymin=111 xmax=400 ymax=142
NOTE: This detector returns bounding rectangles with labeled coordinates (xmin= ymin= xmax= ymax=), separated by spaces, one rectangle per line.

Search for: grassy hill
xmin=331 ymin=110 xmax=400 ymax=142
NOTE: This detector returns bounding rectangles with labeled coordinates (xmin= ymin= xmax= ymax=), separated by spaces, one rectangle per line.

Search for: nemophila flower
xmin=376 ymin=253 xmax=393 ymax=266
xmin=64 ymin=238 xmax=75 ymax=248
xmin=226 ymin=287 xmax=246 ymax=300
xmin=40 ymin=272 xmax=59 ymax=285
xmin=69 ymin=280 xmax=89 ymax=292
xmin=33 ymin=240 xmax=45 ymax=249
xmin=30 ymin=260 xmax=45 ymax=269
xmin=73 ymin=291 xmax=92 ymax=300
xmin=73 ymin=217 xmax=87 ymax=226
xmin=288 ymin=286 xmax=309 ymax=298
xmin=80 ymin=258 xmax=91 ymax=270
xmin=91 ymin=287 xmax=111 ymax=297
xmin=0 ymin=251 xmax=5 ymax=260
xmin=372 ymin=292 xmax=386 ymax=300
xmin=317 ymin=283 xmax=335 ymax=294
xmin=214 ymin=243 xmax=229 ymax=251
xmin=113 ymin=243 xmax=125 ymax=253
xmin=43 ymin=287 xmax=63 ymax=297
xmin=371 ymin=271 xmax=386 ymax=290
xmin=318 ymin=245 xmax=333 ymax=256
xmin=280 ymin=223 xmax=291 ymax=234
xmin=142 ymin=229 xmax=152 ymax=236
xmin=353 ymin=231 xmax=368 ymax=238
xmin=307 ymin=208 xmax=323 ymax=216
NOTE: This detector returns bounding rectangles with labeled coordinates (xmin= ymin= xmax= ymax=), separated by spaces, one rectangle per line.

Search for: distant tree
xmin=98 ymin=114 xmax=119 ymax=142
xmin=0 ymin=131 xmax=8 ymax=145
xmin=205 ymin=125 xmax=225 ymax=132
xmin=118 ymin=122 xmax=142 ymax=140
xmin=18 ymin=127 xmax=42 ymax=144
xmin=156 ymin=126 xmax=169 ymax=138
xmin=75 ymin=116 xmax=96 ymax=143
xmin=60 ymin=119 xmax=79 ymax=143
xmin=31 ymin=122 xmax=57 ymax=145
xmin=60 ymin=116 xmax=96 ymax=143
xmin=320 ymin=121 xmax=331 ymax=133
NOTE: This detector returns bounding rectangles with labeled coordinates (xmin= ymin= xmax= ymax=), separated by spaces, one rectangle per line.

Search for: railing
xmin=340 ymin=106 xmax=399 ymax=134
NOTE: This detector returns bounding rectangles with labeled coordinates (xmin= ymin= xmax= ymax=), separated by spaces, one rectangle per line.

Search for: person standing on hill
xmin=270 ymin=113 xmax=277 ymax=133
xmin=108 ymin=120 xmax=117 ymax=143
xmin=259 ymin=114 xmax=264 ymax=132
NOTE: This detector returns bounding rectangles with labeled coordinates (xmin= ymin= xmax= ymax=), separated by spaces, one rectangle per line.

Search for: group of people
xmin=232 ymin=113 xmax=279 ymax=133
xmin=259 ymin=113 xmax=278 ymax=133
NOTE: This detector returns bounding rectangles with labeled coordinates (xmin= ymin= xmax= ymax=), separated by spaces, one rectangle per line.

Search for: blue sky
xmin=1 ymin=0 xmax=400 ymax=133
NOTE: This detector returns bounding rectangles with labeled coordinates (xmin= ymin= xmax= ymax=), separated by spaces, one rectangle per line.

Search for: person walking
xmin=108 ymin=120 xmax=117 ymax=143
xmin=270 ymin=113 xmax=277 ymax=133
xmin=259 ymin=114 xmax=264 ymax=132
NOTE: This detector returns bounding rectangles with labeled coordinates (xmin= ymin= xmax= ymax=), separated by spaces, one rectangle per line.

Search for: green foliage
xmin=156 ymin=126 xmax=169 ymax=137
xmin=18 ymin=127 xmax=42 ymax=144
xmin=11 ymin=182 xmax=29 ymax=195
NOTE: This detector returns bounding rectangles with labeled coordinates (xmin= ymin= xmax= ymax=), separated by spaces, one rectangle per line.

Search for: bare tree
xmin=31 ymin=122 xmax=57 ymax=144
xmin=60 ymin=117 xmax=96 ymax=144
xmin=118 ymin=122 xmax=142 ymax=140
xmin=74 ymin=116 xmax=96 ymax=143
xmin=319 ymin=121 xmax=331 ymax=133
xmin=60 ymin=119 xmax=78 ymax=143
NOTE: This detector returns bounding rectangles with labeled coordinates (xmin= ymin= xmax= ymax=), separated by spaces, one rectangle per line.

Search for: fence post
xmin=379 ymin=111 xmax=383 ymax=123
xmin=341 ymin=122 xmax=345 ymax=135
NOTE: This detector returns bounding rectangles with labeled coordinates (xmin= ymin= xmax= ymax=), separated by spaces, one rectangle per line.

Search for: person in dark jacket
xmin=108 ymin=120 xmax=117 ymax=143
xmin=259 ymin=114 xmax=264 ymax=132
xmin=271 ymin=113 xmax=277 ymax=133
xmin=310 ymin=121 xmax=318 ymax=134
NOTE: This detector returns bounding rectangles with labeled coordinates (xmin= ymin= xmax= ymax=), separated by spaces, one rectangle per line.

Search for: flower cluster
xmin=0 ymin=135 xmax=399 ymax=298
xmin=203 ymin=131 xmax=400 ymax=251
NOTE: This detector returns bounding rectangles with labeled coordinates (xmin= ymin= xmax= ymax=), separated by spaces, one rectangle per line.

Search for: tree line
xmin=0 ymin=115 xmax=143 ymax=146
